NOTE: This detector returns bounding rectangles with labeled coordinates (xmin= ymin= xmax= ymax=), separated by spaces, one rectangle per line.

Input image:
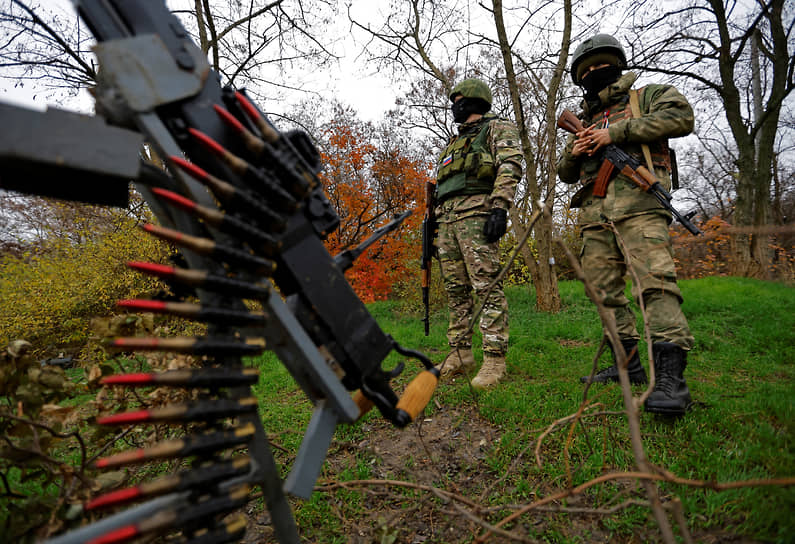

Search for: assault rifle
xmin=557 ymin=109 xmax=701 ymax=236
xmin=420 ymin=180 xmax=437 ymax=336
xmin=0 ymin=1 xmax=438 ymax=543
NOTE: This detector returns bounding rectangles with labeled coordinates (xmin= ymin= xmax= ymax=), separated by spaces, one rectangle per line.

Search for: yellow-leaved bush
xmin=0 ymin=214 xmax=170 ymax=356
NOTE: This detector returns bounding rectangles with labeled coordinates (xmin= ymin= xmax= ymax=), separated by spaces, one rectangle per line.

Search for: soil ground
xmin=242 ymin=403 xmax=762 ymax=543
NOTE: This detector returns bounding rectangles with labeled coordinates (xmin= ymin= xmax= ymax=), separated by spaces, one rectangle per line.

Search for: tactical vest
xmin=579 ymin=89 xmax=671 ymax=185
xmin=436 ymin=115 xmax=497 ymax=202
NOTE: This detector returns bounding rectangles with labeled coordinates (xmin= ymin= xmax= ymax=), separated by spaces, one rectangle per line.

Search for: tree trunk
xmin=730 ymin=167 xmax=764 ymax=277
xmin=534 ymin=212 xmax=561 ymax=312
xmin=492 ymin=0 xmax=568 ymax=313
xmin=712 ymin=0 xmax=787 ymax=278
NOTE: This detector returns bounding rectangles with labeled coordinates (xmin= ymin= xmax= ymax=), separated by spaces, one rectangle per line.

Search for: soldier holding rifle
xmin=557 ymin=34 xmax=696 ymax=416
xmin=432 ymin=78 xmax=523 ymax=389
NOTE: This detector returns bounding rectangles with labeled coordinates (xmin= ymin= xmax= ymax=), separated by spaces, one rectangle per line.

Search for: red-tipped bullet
xmin=108 ymin=336 xmax=266 ymax=356
xmin=117 ymin=299 xmax=268 ymax=325
xmin=188 ymin=128 xmax=248 ymax=173
xmin=86 ymin=456 xmax=250 ymax=510
xmin=85 ymin=487 xmax=142 ymax=511
xmin=214 ymin=104 xmax=267 ymax=155
xmin=187 ymin=127 xmax=298 ymax=210
xmin=150 ymin=187 xmax=197 ymax=211
xmin=151 ymin=187 xmax=280 ymax=254
xmin=126 ymin=261 xmax=270 ymax=299
xmin=169 ymin=156 xmax=215 ymax=186
xmin=213 ymin=105 xmax=249 ymax=138
xmin=86 ymin=525 xmax=139 ymax=544
xmin=96 ymin=397 xmax=258 ymax=425
xmin=100 ymin=367 xmax=260 ymax=388
xmin=233 ymin=91 xmax=315 ymax=197
xmin=234 ymin=91 xmax=279 ymax=143
xmin=141 ymin=223 xmax=276 ymax=274
xmin=94 ymin=424 xmax=255 ymax=468
xmin=169 ymin=156 xmax=287 ymax=231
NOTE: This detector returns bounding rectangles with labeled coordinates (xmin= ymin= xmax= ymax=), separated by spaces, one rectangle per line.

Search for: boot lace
xmin=653 ymin=356 xmax=678 ymax=394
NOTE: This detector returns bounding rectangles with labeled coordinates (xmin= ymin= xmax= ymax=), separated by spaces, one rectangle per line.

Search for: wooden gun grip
xmin=620 ymin=164 xmax=656 ymax=192
xmin=395 ymin=370 xmax=439 ymax=423
xmin=557 ymin=109 xmax=584 ymax=134
xmin=421 ymin=268 xmax=430 ymax=289
xmin=635 ymin=165 xmax=659 ymax=191
xmin=593 ymin=160 xmax=615 ymax=198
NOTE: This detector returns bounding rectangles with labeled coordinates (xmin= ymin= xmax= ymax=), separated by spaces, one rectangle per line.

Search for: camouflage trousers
xmin=580 ymin=213 xmax=694 ymax=350
xmin=437 ymin=215 xmax=508 ymax=355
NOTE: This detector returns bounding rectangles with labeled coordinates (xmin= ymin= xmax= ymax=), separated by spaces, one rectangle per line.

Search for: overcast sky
xmin=0 ymin=0 xmax=400 ymax=121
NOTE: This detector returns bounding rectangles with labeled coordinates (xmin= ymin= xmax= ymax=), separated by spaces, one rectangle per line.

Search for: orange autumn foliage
xmin=671 ymin=215 xmax=795 ymax=280
xmin=317 ymin=117 xmax=432 ymax=302
xmin=671 ymin=215 xmax=733 ymax=278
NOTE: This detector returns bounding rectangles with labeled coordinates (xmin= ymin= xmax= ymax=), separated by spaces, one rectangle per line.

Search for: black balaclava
xmin=451 ymin=97 xmax=490 ymax=123
xmin=581 ymin=64 xmax=622 ymax=104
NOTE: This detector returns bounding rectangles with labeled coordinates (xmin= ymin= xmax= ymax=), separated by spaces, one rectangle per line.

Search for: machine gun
xmin=0 ymin=2 xmax=437 ymax=543
xmin=557 ymin=109 xmax=701 ymax=236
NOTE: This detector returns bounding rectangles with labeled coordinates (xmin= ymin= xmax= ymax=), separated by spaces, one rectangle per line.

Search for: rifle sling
xmin=629 ymin=89 xmax=656 ymax=174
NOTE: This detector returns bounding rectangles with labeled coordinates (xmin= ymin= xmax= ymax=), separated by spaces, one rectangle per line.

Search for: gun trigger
xmin=387 ymin=361 xmax=405 ymax=379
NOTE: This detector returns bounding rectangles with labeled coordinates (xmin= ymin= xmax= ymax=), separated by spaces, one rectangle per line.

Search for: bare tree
xmin=489 ymin=0 xmax=572 ymax=312
xmin=177 ymin=0 xmax=336 ymax=102
xmin=349 ymin=0 xmax=581 ymax=311
xmin=0 ymin=0 xmax=337 ymax=109
xmin=627 ymin=0 xmax=795 ymax=277
xmin=0 ymin=0 xmax=96 ymax=101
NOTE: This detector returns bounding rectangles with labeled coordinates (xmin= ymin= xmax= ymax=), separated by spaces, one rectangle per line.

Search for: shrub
xmin=0 ymin=215 xmax=169 ymax=358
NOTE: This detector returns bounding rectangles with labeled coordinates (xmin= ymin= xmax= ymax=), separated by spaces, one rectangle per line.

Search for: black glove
xmin=483 ymin=208 xmax=507 ymax=243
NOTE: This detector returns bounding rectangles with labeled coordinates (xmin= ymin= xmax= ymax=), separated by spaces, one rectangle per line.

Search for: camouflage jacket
xmin=557 ymin=72 xmax=694 ymax=225
xmin=435 ymin=115 xmax=523 ymax=224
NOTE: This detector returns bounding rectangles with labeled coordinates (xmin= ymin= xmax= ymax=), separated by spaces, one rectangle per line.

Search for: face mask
xmin=451 ymin=98 xmax=473 ymax=123
xmin=451 ymin=97 xmax=489 ymax=123
xmin=580 ymin=65 xmax=622 ymax=96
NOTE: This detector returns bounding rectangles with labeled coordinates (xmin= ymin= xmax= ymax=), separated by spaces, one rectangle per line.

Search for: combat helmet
xmin=449 ymin=78 xmax=493 ymax=106
xmin=570 ymin=34 xmax=627 ymax=85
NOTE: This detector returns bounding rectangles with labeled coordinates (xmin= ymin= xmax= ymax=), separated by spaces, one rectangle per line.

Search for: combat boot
xmin=435 ymin=347 xmax=476 ymax=377
xmin=644 ymin=342 xmax=692 ymax=416
xmin=580 ymin=339 xmax=648 ymax=385
xmin=470 ymin=353 xmax=506 ymax=390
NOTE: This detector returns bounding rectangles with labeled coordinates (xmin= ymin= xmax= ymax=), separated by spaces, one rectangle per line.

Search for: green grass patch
xmin=249 ymin=277 xmax=793 ymax=542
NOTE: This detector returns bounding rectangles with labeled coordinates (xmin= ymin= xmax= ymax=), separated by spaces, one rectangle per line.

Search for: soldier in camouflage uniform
xmin=434 ymin=78 xmax=523 ymax=389
xmin=557 ymin=34 xmax=695 ymax=416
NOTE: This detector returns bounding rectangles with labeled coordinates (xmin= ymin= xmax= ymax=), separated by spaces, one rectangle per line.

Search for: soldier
xmin=434 ymin=78 xmax=523 ymax=389
xmin=557 ymin=34 xmax=695 ymax=416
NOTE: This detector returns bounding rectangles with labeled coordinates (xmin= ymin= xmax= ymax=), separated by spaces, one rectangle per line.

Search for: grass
xmin=3 ymin=277 xmax=790 ymax=542
xmin=250 ymin=277 xmax=794 ymax=543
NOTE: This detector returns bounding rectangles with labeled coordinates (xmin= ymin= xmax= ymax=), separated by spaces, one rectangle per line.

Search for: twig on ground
xmin=535 ymin=402 xmax=607 ymax=468
xmin=556 ymin=236 xmax=676 ymax=543
xmin=474 ymin=470 xmax=795 ymax=543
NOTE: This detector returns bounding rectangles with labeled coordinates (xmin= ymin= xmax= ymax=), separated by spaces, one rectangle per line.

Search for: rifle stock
xmin=556 ymin=109 xmax=586 ymax=134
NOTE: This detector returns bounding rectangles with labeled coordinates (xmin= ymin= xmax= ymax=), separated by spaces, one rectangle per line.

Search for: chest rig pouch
xmin=571 ymin=89 xmax=675 ymax=209
xmin=436 ymin=116 xmax=496 ymax=202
